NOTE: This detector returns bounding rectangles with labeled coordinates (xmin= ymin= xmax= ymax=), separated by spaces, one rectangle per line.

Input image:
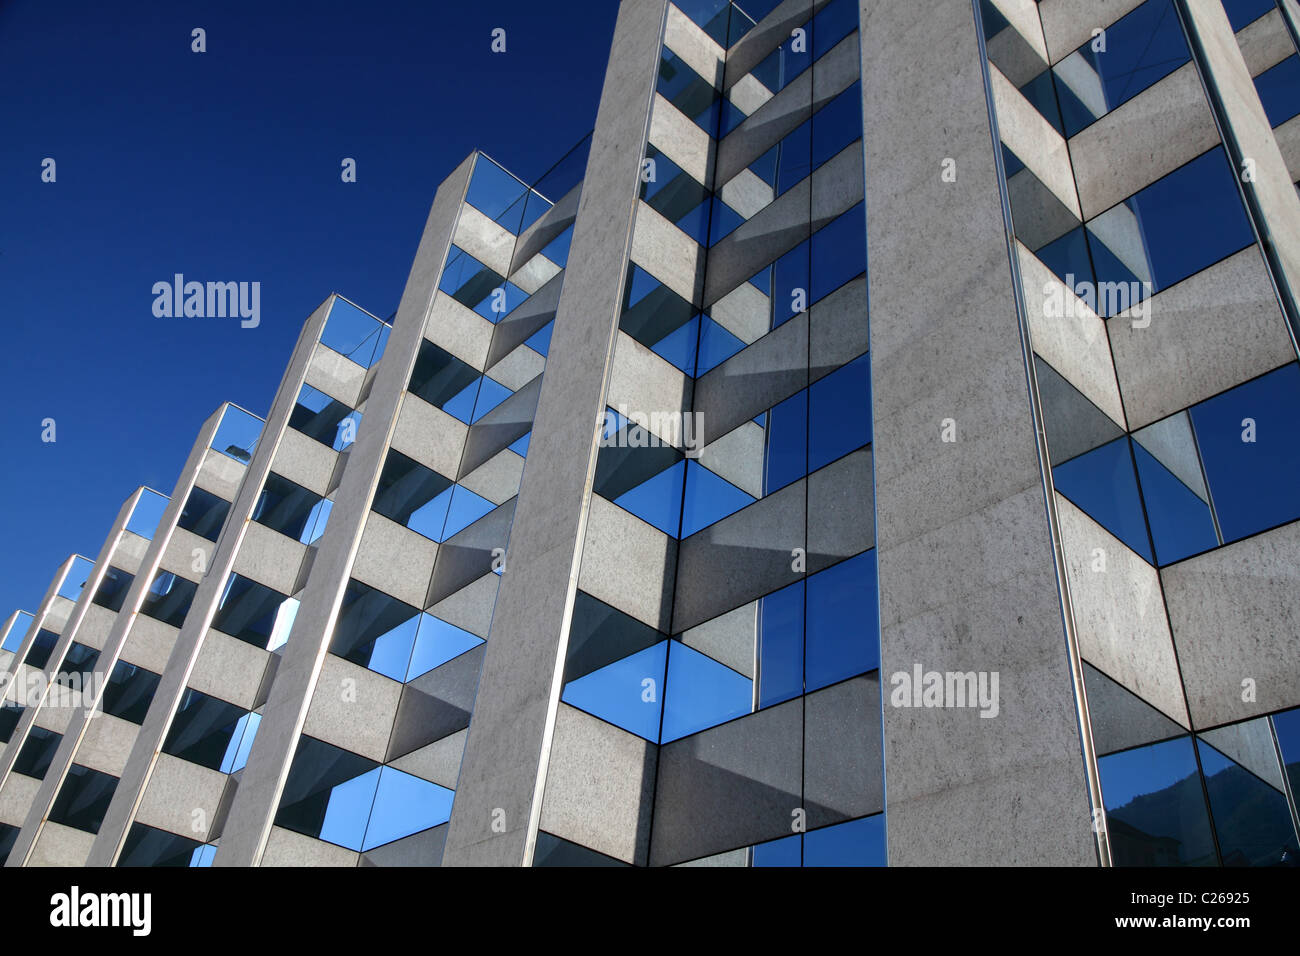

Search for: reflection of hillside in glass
xmin=1101 ymin=735 xmax=1300 ymax=867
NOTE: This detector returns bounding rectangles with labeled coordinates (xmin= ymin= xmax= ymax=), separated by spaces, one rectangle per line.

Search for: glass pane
xmin=140 ymin=571 xmax=198 ymax=628
xmin=1190 ymin=363 xmax=1300 ymax=543
xmin=162 ymin=688 xmax=251 ymax=772
xmin=211 ymin=573 xmax=293 ymax=649
xmin=48 ymin=764 xmax=118 ymax=834
xmin=211 ymin=404 xmax=263 ymax=464
xmin=177 ymin=486 xmax=230 ymax=543
xmin=91 ymin=566 xmax=135 ymax=613
xmin=125 ymin=489 xmax=169 ymax=540
xmin=1098 ymin=735 xmax=1218 ymax=866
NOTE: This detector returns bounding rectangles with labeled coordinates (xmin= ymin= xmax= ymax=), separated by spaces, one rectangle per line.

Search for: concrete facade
xmin=2 ymin=0 xmax=1299 ymax=869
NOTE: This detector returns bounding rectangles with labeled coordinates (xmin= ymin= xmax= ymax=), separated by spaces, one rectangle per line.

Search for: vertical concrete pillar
xmin=212 ymin=156 xmax=476 ymax=866
xmin=859 ymin=0 xmax=1096 ymax=865
xmin=441 ymin=0 xmax=670 ymax=866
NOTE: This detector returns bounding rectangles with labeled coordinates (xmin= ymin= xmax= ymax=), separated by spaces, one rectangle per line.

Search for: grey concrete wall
xmin=861 ymin=0 xmax=1095 ymax=865
xmin=212 ymin=160 xmax=476 ymax=866
xmin=441 ymin=0 xmax=670 ymax=867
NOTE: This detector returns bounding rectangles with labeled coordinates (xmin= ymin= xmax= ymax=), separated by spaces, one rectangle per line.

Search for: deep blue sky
xmin=0 ymin=0 xmax=618 ymax=618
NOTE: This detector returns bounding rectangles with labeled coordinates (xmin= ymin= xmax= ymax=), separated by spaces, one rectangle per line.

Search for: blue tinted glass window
xmin=320 ymin=298 xmax=390 ymax=369
xmin=211 ymin=573 xmax=293 ymax=649
xmin=1274 ymin=708 xmax=1300 ymax=804
xmin=1197 ymin=736 xmax=1298 ymax=866
xmin=14 ymin=727 xmax=61 ymax=779
xmin=809 ymin=352 xmax=870 ymax=471
xmin=330 ymin=580 xmax=419 ymax=682
xmin=0 ymin=823 xmax=16 ymax=866
xmin=408 ymin=340 xmax=481 ymax=412
xmin=362 ymin=767 xmax=455 ymax=850
xmin=752 ymin=832 xmax=802 ymax=866
xmin=812 ymin=82 xmax=862 ymax=169
xmin=48 ymin=764 xmax=117 ymax=834
xmin=372 ymin=449 xmax=454 ymax=541
xmin=1 ymin=611 xmax=33 ymax=652
xmin=812 ymin=0 xmax=859 ymax=59
xmin=125 ymin=489 xmax=169 ymax=540
xmin=0 ymin=706 xmax=22 ymax=745
xmin=1255 ymin=54 xmax=1300 ymax=127
xmin=696 ymin=315 xmax=745 ymax=375
xmin=443 ymin=374 xmax=511 ymax=425
xmin=811 ymin=202 xmax=866 ymax=304
xmin=211 ymin=404 xmax=263 ymax=464
xmin=1131 ymin=441 xmax=1218 ymax=564
xmin=56 ymin=557 xmax=95 ymax=602
xmin=681 ymin=460 xmax=755 ymax=537
xmin=466 ymin=155 xmax=527 ymax=223
xmin=804 ymin=814 xmax=886 ymax=866
xmin=770 ymin=239 xmax=810 ymax=329
xmin=100 ymin=661 xmax=160 ymax=725
xmin=765 ymin=390 xmax=807 ymax=493
xmin=1054 ymin=0 xmax=1190 ymax=137
xmin=642 ymin=146 xmax=711 ymax=246
xmin=1223 ymin=0 xmax=1278 ymax=31
xmin=658 ymin=50 xmax=719 ymax=132
xmin=275 ymin=735 xmax=379 ymax=850
xmin=758 ymin=581 xmax=804 ymax=708
xmin=660 ymin=641 xmax=752 ymax=742
xmin=1099 ymin=735 xmax=1217 ymax=865
xmin=407 ymin=615 xmax=483 ymax=682
xmin=91 ymin=566 xmax=135 ymax=613
xmin=162 ymin=687 xmax=250 ymax=772
xmin=1053 ymin=438 xmax=1153 ymax=562
xmin=806 ymin=550 xmax=879 ymax=691
xmin=1190 ymin=363 xmax=1300 ymax=542
xmin=1087 ymin=147 xmax=1254 ymax=310
xmin=177 ymin=486 xmax=230 ymax=543
xmin=139 ymin=571 xmax=198 ymax=628
xmin=55 ymin=642 xmax=98 ymax=688
xmin=439 ymin=246 xmax=503 ymax=311
xmin=614 ymin=458 xmax=685 ymax=538
xmin=562 ymin=640 xmax=668 ymax=741
xmin=254 ymin=472 xmax=330 ymax=544
xmin=24 ymin=628 xmax=59 ymax=670
xmin=290 ymin=384 xmax=359 ymax=451
xmin=119 ymin=823 xmax=204 ymax=867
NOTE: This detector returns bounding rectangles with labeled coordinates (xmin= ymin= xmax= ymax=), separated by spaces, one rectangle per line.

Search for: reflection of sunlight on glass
xmin=189 ymin=844 xmax=217 ymax=867
xmin=212 ymin=404 xmax=264 ymax=463
xmin=125 ymin=488 xmax=170 ymax=540
xmin=57 ymin=556 xmax=97 ymax=601
xmin=302 ymin=499 xmax=333 ymax=545
xmin=219 ymin=712 xmax=262 ymax=773
xmin=1 ymin=611 xmax=34 ymax=651
xmin=267 ymin=597 xmax=300 ymax=652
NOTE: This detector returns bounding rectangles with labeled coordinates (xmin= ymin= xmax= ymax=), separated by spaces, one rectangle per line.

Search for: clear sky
xmin=0 ymin=0 xmax=619 ymax=619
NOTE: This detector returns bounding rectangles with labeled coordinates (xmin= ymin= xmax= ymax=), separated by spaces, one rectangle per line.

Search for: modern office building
xmin=2 ymin=0 xmax=1300 ymax=868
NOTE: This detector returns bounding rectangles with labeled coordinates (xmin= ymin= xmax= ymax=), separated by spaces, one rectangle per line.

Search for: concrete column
xmin=441 ymin=0 xmax=670 ymax=866
xmin=212 ymin=156 xmax=476 ymax=866
xmin=860 ymin=0 xmax=1096 ymax=865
